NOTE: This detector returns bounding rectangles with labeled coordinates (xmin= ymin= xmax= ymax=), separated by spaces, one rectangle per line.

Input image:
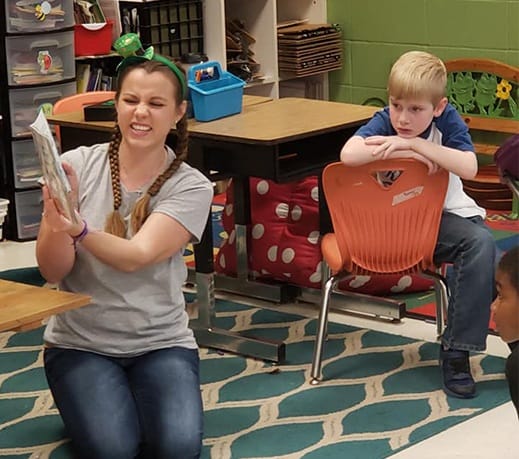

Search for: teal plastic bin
xmin=188 ymin=61 xmax=245 ymax=122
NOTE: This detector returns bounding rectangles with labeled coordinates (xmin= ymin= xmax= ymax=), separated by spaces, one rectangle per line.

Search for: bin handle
xmin=188 ymin=61 xmax=223 ymax=84
xmin=30 ymin=39 xmax=59 ymax=49
xmin=33 ymin=91 xmax=61 ymax=102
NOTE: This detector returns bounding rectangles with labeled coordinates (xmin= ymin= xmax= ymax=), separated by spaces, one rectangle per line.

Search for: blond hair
xmin=105 ymin=59 xmax=189 ymax=237
xmin=387 ymin=51 xmax=447 ymax=105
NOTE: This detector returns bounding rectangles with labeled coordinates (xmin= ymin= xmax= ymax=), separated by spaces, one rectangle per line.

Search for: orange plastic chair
xmin=53 ymin=91 xmax=115 ymax=146
xmin=310 ymin=159 xmax=450 ymax=385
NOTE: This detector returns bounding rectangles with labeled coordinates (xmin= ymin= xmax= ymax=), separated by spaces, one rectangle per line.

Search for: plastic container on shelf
xmin=74 ymin=21 xmax=114 ymax=57
xmin=5 ymin=30 xmax=75 ymax=86
xmin=5 ymin=0 xmax=75 ymax=33
xmin=187 ymin=61 xmax=245 ymax=122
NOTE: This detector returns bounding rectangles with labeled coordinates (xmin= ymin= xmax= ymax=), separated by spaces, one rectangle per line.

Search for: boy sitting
xmin=340 ymin=51 xmax=496 ymax=398
xmin=491 ymin=246 xmax=519 ymax=418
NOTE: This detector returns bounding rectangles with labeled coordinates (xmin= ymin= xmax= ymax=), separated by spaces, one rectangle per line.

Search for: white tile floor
xmin=2 ymin=240 xmax=517 ymax=458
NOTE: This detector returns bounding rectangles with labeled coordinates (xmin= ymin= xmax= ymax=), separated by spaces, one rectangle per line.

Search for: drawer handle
xmin=33 ymin=91 xmax=62 ymax=102
xmin=30 ymin=39 xmax=59 ymax=49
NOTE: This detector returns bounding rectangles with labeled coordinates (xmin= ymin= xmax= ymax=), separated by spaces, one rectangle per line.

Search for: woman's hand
xmin=41 ymin=185 xmax=84 ymax=237
xmin=61 ymin=161 xmax=79 ymax=209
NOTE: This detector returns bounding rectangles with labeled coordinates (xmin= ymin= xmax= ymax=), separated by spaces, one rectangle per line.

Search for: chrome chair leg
xmin=433 ymin=278 xmax=449 ymax=338
xmin=424 ymin=269 xmax=449 ymax=338
xmin=310 ymin=274 xmax=340 ymax=385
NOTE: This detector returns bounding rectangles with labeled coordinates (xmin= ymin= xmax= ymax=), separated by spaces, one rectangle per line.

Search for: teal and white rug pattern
xmin=0 ymin=299 xmax=511 ymax=459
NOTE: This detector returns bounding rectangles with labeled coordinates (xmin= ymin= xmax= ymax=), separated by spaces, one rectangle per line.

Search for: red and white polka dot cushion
xmin=248 ymin=177 xmax=322 ymax=288
xmin=215 ymin=177 xmax=434 ymax=294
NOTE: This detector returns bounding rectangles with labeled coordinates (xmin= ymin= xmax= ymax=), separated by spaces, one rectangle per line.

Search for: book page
xmin=30 ymin=110 xmax=80 ymax=225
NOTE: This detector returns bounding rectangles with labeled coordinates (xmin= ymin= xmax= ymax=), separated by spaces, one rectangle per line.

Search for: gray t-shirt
xmin=43 ymin=143 xmax=213 ymax=356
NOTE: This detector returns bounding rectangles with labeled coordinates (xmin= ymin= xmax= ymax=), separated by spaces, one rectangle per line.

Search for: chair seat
xmin=321 ymin=233 xmax=343 ymax=273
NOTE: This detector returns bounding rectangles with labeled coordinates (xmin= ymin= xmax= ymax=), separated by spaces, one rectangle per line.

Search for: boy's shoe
xmin=439 ymin=348 xmax=476 ymax=399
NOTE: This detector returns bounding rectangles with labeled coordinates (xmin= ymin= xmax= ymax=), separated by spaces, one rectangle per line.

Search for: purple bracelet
xmin=71 ymin=220 xmax=88 ymax=248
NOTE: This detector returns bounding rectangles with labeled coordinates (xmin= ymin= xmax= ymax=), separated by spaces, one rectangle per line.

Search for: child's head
xmin=388 ymin=51 xmax=447 ymax=106
xmin=491 ymin=246 xmax=519 ymax=343
xmin=387 ymin=51 xmax=448 ymax=138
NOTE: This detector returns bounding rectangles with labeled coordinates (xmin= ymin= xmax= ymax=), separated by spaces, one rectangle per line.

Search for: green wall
xmin=327 ymin=0 xmax=519 ymax=105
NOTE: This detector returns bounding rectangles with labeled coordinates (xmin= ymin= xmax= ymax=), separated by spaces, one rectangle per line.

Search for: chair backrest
xmin=322 ymin=159 xmax=449 ymax=275
xmin=445 ymin=58 xmax=519 ymax=138
xmin=53 ymin=91 xmax=116 ymax=144
xmin=444 ymin=58 xmax=519 ymax=212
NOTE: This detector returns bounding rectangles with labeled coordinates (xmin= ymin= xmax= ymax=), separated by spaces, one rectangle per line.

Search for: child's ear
xmin=433 ymin=97 xmax=448 ymax=117
xmin=176 ymin=100 xmax=187 ymax=122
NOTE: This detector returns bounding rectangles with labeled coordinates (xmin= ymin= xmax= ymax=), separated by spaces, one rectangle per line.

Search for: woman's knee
xmin=153 ymin=435 xmax=202 ymax=459
xmin=146 ymin=411 xmax=203 ymax=459
xmin=75 ymin=436 xmax=140 ymax=459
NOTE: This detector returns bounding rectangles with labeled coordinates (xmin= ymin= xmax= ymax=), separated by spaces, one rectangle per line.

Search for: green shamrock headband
xmin=113 ymin=33 xmax=187 ymax=99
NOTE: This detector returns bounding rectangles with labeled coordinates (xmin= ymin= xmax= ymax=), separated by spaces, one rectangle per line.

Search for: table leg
xmin=217 ymin=176 xmax=299 ymax=302
xmin=190 ymin=272 xmax=287 ymax=363
xmin=189 ymin=164 xmax=287 ymax=363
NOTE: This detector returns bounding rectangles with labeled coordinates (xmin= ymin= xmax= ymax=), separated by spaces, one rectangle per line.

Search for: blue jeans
xmin=433 ymin=212 xmax=496 ymax=351
xmin=44 ymin=346 xmax=203 ymax=459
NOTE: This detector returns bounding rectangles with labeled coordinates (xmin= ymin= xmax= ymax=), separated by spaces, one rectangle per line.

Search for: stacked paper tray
xmin=277 ymin=23 xmax=342 ymax=77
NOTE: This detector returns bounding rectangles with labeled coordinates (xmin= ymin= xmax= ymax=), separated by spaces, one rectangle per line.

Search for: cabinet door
xmin=14 ymin=188 xmax=43 ymax=240
xmin=11 ymin=139 xmax=42 ymax=189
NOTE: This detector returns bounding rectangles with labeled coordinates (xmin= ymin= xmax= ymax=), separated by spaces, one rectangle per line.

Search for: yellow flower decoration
xmin=496 ymin=79 xmax=512 ymax=100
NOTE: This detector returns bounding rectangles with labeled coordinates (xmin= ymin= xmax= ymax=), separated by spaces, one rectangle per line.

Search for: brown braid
xmin=105 ymin=58 xmax=189 ymax=237
xmin=104 ymin=126 xmax=127 ymax=237
xmin=130 ymin=115 xmax=189 ymax=233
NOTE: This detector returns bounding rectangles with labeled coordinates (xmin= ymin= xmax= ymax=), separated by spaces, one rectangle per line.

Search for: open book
xmin=30 ymin=110 xmax=80 ymax=225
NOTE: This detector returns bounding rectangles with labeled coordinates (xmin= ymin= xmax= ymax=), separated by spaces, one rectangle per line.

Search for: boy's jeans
xmin=44 ymin=346 xmax=203 ymax=459
xmin=433 ymin=211 xmax=496 ymax=351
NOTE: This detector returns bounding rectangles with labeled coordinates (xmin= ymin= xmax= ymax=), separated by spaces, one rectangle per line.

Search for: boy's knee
xmin=467 ymin=225 xmax=495 ymax=254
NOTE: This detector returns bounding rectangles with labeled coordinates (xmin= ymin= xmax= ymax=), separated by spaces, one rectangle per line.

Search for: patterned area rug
xmin=0 ymin=298 xmax=510 ymax=459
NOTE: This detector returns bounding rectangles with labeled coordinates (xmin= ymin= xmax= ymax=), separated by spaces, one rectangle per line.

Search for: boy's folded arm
xmin=410 ymin=137 xmax=478 ymax=180
xmin=342 ymin=135 xmax=437 ymax=174
xmin=340 ymin=135 xmax=380 ymax=165
xmin=341 ymin=134 xmax=478 ymax=180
